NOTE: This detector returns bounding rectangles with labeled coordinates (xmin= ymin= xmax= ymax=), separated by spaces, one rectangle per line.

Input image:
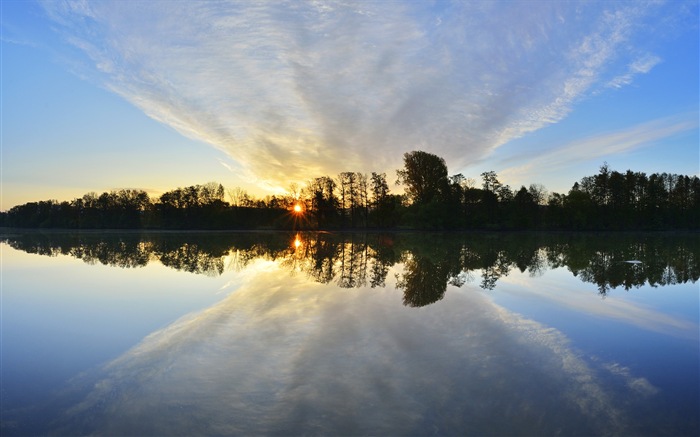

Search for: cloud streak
xmin=500 ymin=112 xmax=699 ymax=184
xmin=40 ymin=1 xmax=686 ymax=191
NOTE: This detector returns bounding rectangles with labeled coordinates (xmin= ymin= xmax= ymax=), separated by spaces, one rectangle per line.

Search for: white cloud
xmin=39 ymin=1 xmax=686 ymax=192
xmin=608 ymin=54 xmax=663 ymax=88
xmin=500 ymin=113 xmax=699 ymax=184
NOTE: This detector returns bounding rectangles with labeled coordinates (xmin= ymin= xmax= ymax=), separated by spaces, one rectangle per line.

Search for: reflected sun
xmin=292 ymin=233 xmax=303 ymax=249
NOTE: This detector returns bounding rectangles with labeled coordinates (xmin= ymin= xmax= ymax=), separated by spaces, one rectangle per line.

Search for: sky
xmin=1 ymin=0 xmax=698 ymax=211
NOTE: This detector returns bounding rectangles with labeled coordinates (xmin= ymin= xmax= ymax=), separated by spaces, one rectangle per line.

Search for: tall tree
xmin=306 ymin=176 xmax=338 ymax=228
xmin=396 ymin=151 xmax=449 ymax=205
xmin=370 ymin=172 xmax=389 ymax=207
xmin=480 ymin=171 xmax=502 ymax=193
xmin=528 ymin=183 xmax=549 ymax=206
xmin=228 ymin=187 xmax=251 ymax=207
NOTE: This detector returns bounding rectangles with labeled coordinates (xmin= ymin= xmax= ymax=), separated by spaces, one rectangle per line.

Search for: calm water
xmin=1 ymin=231 xmax=698 ymax=436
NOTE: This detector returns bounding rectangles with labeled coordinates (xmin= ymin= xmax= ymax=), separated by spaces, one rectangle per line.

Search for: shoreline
xmin=2 ymin=227 xmax=698 ymax=236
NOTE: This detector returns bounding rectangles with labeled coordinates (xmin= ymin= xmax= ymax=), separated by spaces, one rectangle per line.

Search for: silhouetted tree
xmin=396 ymin=151 xmax=451 ymax=228
xmin=306 ymin=176 xmax=339 ymax=228
xmin=3 ymin=156 xmax=698 ymax=231
xmin=511 ymin=186 xmax=537 ymax=229
xmin=396 ymin=151 xmax=449 ymax=206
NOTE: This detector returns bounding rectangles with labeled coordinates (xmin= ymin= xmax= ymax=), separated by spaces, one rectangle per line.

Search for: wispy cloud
xmin=607 ymin=54 xmax=663 ymax=89
xmin=39 ymin=1 xmax=689 ymax=191
xmin=500 ymin=112 xmax=699 ymax=184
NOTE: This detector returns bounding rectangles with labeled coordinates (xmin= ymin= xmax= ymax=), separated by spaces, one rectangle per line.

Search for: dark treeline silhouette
xmin=2 ymin=152 xmax=698 ymax=230
xmin=3 ymin=231 xmax=697 ymax=305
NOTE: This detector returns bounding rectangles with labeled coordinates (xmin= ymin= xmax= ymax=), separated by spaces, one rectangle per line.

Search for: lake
xmin=1 ymin=231 xmax=698 ymax=436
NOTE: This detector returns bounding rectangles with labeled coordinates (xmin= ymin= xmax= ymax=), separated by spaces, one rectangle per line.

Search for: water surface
xmin=2 ymin=231 xmax=698 ymax=435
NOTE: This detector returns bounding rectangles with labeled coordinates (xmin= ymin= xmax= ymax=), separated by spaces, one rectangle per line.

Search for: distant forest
xmin=3 ymin=151 xmax=698 ymax=231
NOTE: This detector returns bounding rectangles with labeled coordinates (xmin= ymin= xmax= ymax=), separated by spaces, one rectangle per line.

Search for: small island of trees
xmin=2 ymin=151 xmax=698 ymax=230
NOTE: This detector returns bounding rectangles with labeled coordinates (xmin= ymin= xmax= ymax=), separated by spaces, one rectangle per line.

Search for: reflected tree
xmin=396 ymin=255 xmax=448 ymax=307
xmin=3 ymin=231 xmax=698 ymax=303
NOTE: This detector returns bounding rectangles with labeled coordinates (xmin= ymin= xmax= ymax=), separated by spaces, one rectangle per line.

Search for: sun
xmin=287 ymin=203 xmax=308 ymax=230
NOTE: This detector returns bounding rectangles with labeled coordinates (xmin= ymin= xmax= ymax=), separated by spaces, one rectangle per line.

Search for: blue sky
xmin=2 ymin=0 xmax=698 ymax=210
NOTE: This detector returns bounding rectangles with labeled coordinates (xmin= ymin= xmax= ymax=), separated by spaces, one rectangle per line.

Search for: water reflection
xmin=3 ymin=231 xmax=697 ymax=303
xmin=20 ymin=274 xmax=630 ymax=436
xmin=2 ymin=231 xmax=698 ymax=436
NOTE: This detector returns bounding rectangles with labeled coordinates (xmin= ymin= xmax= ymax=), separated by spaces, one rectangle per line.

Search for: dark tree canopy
xmin=396 ymin=151 xmax=449 ymax=205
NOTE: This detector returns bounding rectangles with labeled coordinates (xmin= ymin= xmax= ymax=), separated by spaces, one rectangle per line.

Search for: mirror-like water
xmin=1 ymin=231 xmax=698 ymax=436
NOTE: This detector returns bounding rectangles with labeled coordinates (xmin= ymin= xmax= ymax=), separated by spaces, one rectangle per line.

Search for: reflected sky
xmin=495 ymin=268 xmax=699 ymax=339
xmin=1 ymin=233 xmax=698 ymax=436
xmin=24 ymin=264 xmax=634 ymax=435
xmin=1 ymin=246 xmax=234 ymax=421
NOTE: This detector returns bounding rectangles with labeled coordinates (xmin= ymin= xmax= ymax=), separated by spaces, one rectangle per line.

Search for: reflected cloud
xmin=603 ymin=362 xmax=659 ymax=397
xmin=47 ymin=266 xmax=646 ymax=436
xmin=499 ymin=271 xmax=699 ymax=339
xmin=5 ymin=232 xmax=697 ymax=435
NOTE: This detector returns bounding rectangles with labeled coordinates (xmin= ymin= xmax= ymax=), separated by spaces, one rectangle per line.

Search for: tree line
xmin=2 ymin=151 xmax=698 ymax=230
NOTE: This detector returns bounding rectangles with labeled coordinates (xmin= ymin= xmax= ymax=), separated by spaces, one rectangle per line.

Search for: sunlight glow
xmin=293 ymin=204 xmax=302 ymax=213
xmin=3 ymin=2 xmax=695 ymax=210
